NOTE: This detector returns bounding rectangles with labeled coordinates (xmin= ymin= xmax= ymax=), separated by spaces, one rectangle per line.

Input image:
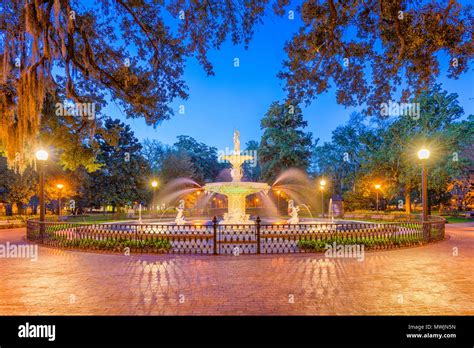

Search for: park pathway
xmin=0 ymin=223 xmax=472 ymax=315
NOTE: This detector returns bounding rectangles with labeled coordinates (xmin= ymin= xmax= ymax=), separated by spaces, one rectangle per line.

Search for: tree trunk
xmin=6 ymin=204 xmax=13 ymax=216
xmin=405 ymin=188 xmax=411 ymax=214
xmin=16 ymin=202 xmax=24 ymax=215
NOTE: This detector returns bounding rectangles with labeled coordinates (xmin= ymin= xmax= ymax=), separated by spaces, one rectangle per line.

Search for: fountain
xmin=203 ymin=131 xmax=270 ymax=224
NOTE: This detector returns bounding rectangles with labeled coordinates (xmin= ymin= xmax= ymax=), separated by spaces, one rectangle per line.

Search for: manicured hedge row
xmin=297 ymin=234 xmax=423 ymax=251
xmin=46 ymin=234 xmax=172 ymax=252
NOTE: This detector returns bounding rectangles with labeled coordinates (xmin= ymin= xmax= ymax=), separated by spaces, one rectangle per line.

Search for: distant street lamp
xmin=57 ymin=183 xmax=64 ymax=218
xmin=276 ymin=190 xmax=281 ymax=210
xmin=417 ymin=148 xmax=430 ymax=222
xmin=151 ymin=180 xmax=158 ymax=215
xmin=320 ymin=179 xmax=326 ymax=218
xmin=374 ymin=184 xmax=381 ymax=211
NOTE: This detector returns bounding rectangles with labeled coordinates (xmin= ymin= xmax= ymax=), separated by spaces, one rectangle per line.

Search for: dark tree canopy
xmin=278 ymin=0 xmax=473 ymax=114
xmin=85 ymin=118 xmax=150 ymax=209
xmin=259 ymin=101 xmax=314 ymax=183
xmin=0 ymin=0 xmax=268 ymax=170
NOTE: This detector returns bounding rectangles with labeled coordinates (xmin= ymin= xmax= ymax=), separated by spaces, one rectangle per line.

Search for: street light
xmin=36 ymin=150 xmax=48 ymax=239
xmin=276 ymin=190 xmax=281 ymax=210
xmin=56 ymin=183 xmax=64 ymax=218
xmin=320 ymin=179 xmax=326 ymax=218
xmin=374 ymin=184 xmax=381 ymax=211
xmin=151 ymin=180 xmax=158 ymax=215
xmin=417 ymin=148 xmax=430 ymax=222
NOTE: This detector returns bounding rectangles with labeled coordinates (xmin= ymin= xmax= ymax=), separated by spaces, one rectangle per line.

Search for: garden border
xmin=26 ymin=216 xmax=445 ymax=255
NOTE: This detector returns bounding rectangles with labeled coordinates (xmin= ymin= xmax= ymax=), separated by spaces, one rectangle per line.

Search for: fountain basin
xmin=204 ymin=182 xmax=270 ymax=224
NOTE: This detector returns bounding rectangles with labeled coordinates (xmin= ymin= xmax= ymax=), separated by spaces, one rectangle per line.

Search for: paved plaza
xmin=0 ymin=223 xmax=472 ymax=315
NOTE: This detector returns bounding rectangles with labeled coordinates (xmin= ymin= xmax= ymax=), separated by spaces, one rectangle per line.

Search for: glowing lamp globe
xmin=57 ymin=184 xmax=64 ymax=189
xmin=417 ymin=148 xmax=430 ymax=160
xmin=35 ymin=149 xmax=48 ymax=161
xmin=374 ymin=184 xmax=381 ymax=190
xmin=320 ymin=179 xmax=326 ymax=187
xmin=151 ymin=180 xmax=158 ymax=188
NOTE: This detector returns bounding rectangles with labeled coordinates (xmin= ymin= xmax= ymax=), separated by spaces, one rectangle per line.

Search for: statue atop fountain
xmin=175 ymin=199 xmax=186 ymax=225
xmin=287 ymin=200 xmax=300 ymax=224
xmin=203 ymin=131 xmax=270 ymax=224
xmin=233 ymin=130 xmax=241 ymax=154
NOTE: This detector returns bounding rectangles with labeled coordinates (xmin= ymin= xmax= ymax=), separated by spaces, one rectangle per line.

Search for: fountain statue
xmin=175 ymin=199 xmax=186 ymax=225
xmin=204 ymin=131 xmax=270 ymax=224
xmin=287 ymin=200 xmax=300 ymax=224
xmin=233 ymin=130 xmax=241 ymax=153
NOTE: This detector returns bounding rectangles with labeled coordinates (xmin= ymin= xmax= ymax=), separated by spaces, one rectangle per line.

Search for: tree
xmin=173 ymin=135 xmax=224 ymax=184
xmin=368 ymin=85 xmax=471 ymax=212
xmin=313 ymin=85 xmax=473 ymax=213
xmin=259 ymin=102 xmax=314 ymax=183
xmin=312 ymin=113 xmax=378 ymax=196
xmin=141 ymin=139 xmax=170 ymax=174
xmin=278 ymin=0 xmax=473 ymax=115
xmin=159 ymin=151 xmax=196 ymax=184
xmin=0 ymin=0 xmax=269 ymax=170
xmin=84 ymin=118 xmax=151 ymax=211
xmin=0 ymin=157 xmax=37 ymax=215
xmin=242 ymin=140 xmax=261 ymax=181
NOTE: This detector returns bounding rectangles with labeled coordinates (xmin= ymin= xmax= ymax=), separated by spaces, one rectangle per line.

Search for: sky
xmin=104 ymin=6 xmax=474 ymax=152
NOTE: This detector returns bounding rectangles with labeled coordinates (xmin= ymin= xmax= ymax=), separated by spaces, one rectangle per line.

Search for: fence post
xmin=256 ymin=216 xmax=261 ymax=254
xmin=212 ymin=216 xmax=218 ymax=255
xmin=40 ymin=221 xmax=44 ymax=244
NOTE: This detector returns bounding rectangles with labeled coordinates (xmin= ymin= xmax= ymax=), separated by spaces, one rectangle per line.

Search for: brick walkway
xmin=0 ymin=223 xmax=472 ymax=315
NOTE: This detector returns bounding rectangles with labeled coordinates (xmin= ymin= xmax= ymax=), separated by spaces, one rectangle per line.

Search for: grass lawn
xmin=443 ymin=216 xmax=474 ymax=224
xmin=64 ymin=214 xmax=135 ymax=224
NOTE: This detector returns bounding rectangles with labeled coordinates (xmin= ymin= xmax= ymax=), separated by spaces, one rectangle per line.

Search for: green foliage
xmin=242 ymin=140 xmax=261 ymax=181
xmin=0 ymin=157 xmax=37 ymax=214
xmin=297 ymin=233 xmax=424 ymax=251
xmin=173 ymin=136 xmax=225 ymax=184
xmin=259 ymin=101 xmax=314 ymax=183
xmin=48 ymin=234 xmax=171 ymax=252
xmin=278 ymin=0 xmax=473 ymax=115
xmin=312 ymin=86 xmax=474 ymax=211
xmin=1 ymin=0 xmax=270 ymax=170
xmin=159 ymin=150 xmax=196 ymax=183
xmin=84 ymin=118 xmax=151 ymax=209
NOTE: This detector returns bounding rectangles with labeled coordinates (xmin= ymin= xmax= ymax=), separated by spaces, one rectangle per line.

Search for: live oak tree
xmin=173 ymin=135 xmax=224 ymax=184
xmin=312 ymin=112 xmax=379 ymax=196
xmin=0 ymin=0 xmax=268 ymax=171
xmin=259 ymin=101 xmax=314 ymax=183
xmin=368 ymin=85 xmax=471 ymax=213
xmin=0 ymin=156 xmax=37 ymax=215
xmin=278 ymin=0 xmax=473 ymax=114
xmin=313 ymin=85 xmax=473 ymax=212
xmin=84 ymin=118 xmax=151 ymax=211
xmin=242 ymin=140 xmax=261 ymax=181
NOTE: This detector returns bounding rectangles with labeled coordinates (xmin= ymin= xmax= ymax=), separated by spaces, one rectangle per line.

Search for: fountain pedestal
xmin=204 ymin=182 xmax=270 ymax=224
xmin=203 ymin=131 xmax=270 ymax=225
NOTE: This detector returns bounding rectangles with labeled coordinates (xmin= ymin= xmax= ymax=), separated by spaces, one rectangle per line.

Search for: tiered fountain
xmin=203 ymin=131 xmax=270 ymax=224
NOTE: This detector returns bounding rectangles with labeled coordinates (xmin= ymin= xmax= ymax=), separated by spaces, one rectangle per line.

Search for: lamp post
xmin=56 ymin=183 xmax=64 ymax=218
xmin=374 ymin=184 xmax=381 ymax=211
xmin=36 ymin=150 xmax=48 ymax=239
xmin=320 ymin=179 xmax=326 ymax=218
xmin=151 ymin=180 xmax=158 ymax=216
xmin=417 ymin=148 xmax=430 ymax=222
xmin=276 ymin=190 xmax=281 ymax=210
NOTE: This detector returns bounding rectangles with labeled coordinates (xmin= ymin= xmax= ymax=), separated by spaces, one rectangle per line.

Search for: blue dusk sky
xmin=104 ymin=6 xmax=474 ymax=151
